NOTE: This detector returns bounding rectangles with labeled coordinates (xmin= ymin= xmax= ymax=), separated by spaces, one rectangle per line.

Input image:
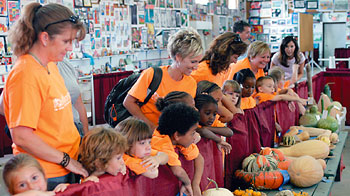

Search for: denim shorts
xmin=47 ymin=172 xmax=77 ymax=191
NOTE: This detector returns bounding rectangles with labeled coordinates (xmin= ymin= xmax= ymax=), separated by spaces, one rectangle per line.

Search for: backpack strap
xmin=140 ymin=67 xmax=163 ymax=106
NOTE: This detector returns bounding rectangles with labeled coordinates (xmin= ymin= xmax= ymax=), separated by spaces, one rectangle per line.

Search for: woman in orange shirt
xmin=3 ymin=3 xmax=88 ymax=190
xmin=227 ymin=41 xmax=270 ymax=81
xmin=124 ymin=29 xmax=203 ymax=130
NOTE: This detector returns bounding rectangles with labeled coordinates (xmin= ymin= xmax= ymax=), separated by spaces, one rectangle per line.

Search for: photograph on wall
xmin=0 ymin=17 xmax=7 ymax=35
xmin=292 ymin=13 xmax=298 ymax=24
xmin=248 ymin=17 xmax=260 ymax=25
xmin=74 ymin=0 xmax=84 ymax=8
xmin=294 ymin=0 xmax=305 ymax=8
xmin=0 ymin=35 xmax=6 ymax=54
xmin=252 ymin=25 xmax=263 ymax=33
xmin=306 ymin=0 xmax=318 ymax=9
xmin=262 ymin=19 xmax=271 ymax=26
xmin=334 ymin=0 xmax=348 ymax=11
xmin=0 ymin=0 xmax=7 ymax=16
xmin=83 ymin=0 xmax=92 ymax=8
xmin=319 ymin=0 xmax=333 ymax=10
xmin=250 ymin=2 xmax=262 ymax=9
xmin=257 ymin=34 xmax=269 ymax=42
xmin=260 ymin=8 xmax=272 ymax=17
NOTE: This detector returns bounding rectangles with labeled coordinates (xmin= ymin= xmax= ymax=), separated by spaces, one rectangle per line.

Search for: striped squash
xmin=242 ymin=153 xmax=278 ymax=172
xmin=283 ymin=135 xmax=296 ymax=146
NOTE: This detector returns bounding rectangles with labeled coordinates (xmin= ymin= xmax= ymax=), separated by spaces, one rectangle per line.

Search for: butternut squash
xmin=284 ymin=127 xmax=299 ymax=137
xmin=295 ymin=131 xmax=310 ymax=141
xmin=289 ymin=126 xmax=331 ymax=137
xmin=288 ymin=155 xmax=324 ymax=187
xmin=278 ymin=140 xmax=329 ymax=159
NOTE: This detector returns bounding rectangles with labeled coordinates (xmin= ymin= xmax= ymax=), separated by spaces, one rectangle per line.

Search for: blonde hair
xmin=8 ymin=3 xmax=86 ymax=56
xmin=79 ymin=127 xmax=128 ymax=175
xmin=167 ymin=28 xmax=203 ymax=60
xmin=114 ymin=117 xmax=153 ymax=155
xmin=3 ymin=154 xmax=45 ymax=194
xmin=222 ymin=80 xmax=242 ymax=107
xmin=256 ymin=76 xmax=274 ymax=92
xmin=268 ymin=66 xmax=285 ymax=83
xmin=247 ymin=41 xmax=270 ymax=59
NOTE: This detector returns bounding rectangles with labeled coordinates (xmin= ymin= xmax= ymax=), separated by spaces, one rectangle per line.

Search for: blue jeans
xmin=47 ymin=172 xmax=76 ymax=191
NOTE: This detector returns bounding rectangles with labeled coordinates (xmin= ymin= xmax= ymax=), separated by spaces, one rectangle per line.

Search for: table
xmin=263 ymin=131 xmax=348 ymax=196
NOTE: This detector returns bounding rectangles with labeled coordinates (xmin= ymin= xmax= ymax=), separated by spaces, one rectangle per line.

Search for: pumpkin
xmin=235 ymin=170 xmax=287 ymax=190
xmin=317 ymin=102 xmax=339 ymax=132
xmin=317 ymin=159 xmax=326 ymax=170
xmin=259 ymin=147 xmax=292 ymax=170
xmin=275 ymin=190 xmax=293 ymax=196
xmin=299 ymin=105 xmax=320 ymax=127
xmin=330 ymin=133 xmax=339 ymax=143
xmin=278 ymin=140 xmax=330 ymax=159
xmin=203 ymin=178 xmax=233 ymax=196
xmin=288 ymin=155 xmax=324 ymax=187
xmin=283 ymin=135 xmax=296 ymax=146
xmin=242 ymin=154 xmax=278 ymax=172
xmin=289 ymin=126 xmax=331 ymax=137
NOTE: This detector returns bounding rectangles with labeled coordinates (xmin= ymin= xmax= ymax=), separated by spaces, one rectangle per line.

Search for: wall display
xmin=269 ymin=34 xmax=280 ymax=43
xmin=313 ymin=13 xmax=322 ymax=22
xmin=292 ymin=13 xmax=298 ymax=24
xmin=260 ymin=8 xmax=272 ymax=17
xmin=0 ymin=35 xmax=6 ymax=54
xmin=250 ymin=2 xmax=262 ymax=9
xmin=319 ymin=0 xmax=333 ymax=11
xmin=257 ymin=34 xmax=269 ymax=42
xmin=278 ymin=19 xmax=285 ymax=25
xmin=270 ymin=44 xmax=279 ymax=52
xmin=248 ymin=17 xmax=260 ymax=25
xmin=306 ymin=0 xmax=318 ymax=9
xmin=252 ymin=25 xmax=263 ymax=33
xmin=7 ymin=1 xmax=20 ymax=26
xmin=74 ymin=0 xmax=84 ymax=8
xmin=334 ymin=0 xmax=348 ymax=11
xmin=0 ymin=17 xmax=7 ymax=35
xmin=0 ymin=0 xmax=7 ymax=16
xmin=272 ymin=9 xmax=282 ymax=17
xmin=262 ymin=19 xmax=271 ymax=26
xmin=83 ymin=0 xmax=92 ymax=8
xmin=249 ymin=9 xmax=260 ymax=17
xmin=294 ymin=0 xmax=305 ymax=9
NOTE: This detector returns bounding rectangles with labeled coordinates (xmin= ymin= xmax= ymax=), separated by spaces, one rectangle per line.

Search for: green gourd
xmin=317 ymin=101 xmax=339 ymax=132
xmin=299 ymin=105 xmax=320 ymax=127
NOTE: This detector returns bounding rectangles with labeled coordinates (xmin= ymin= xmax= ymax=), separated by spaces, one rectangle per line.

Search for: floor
xmin=0 ymin=128 xmax=348 ymax=196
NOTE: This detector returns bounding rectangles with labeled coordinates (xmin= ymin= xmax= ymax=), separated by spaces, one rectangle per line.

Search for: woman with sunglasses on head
xmin=270 ymin=36 xmax=306 ymax=88
xmin=3 ymin=3 xmax=88 ymax=190
xmin=191 ymin=32 xmax=247 ymax=122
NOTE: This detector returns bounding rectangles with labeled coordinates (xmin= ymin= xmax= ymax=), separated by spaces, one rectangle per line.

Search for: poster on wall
xmin=0 ymin=0 xmax=7 ymax=16
xmin=8 ymin=1 xmax=20 ymax=26
xmin=334 ymin=0 xmax=348 ymax=11
xmin=319 ymin=0 xmax=333 ymax=11
xmin=0 ymin=17 xmax=7 ymax=35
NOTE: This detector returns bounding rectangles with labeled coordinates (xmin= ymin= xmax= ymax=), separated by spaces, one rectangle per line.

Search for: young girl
xmin=222 ymin=80 xmax=242 ymax=112
xmin=233 ymin=68 xmax=257 ymax=110
xmin=114 ymin=117 xmax=168 ymax=179
xmin=79 ymin=127 xmax=128 ymax=182
xmin=2 ymin=153 xmax=68 ymax=196
xmin=155 ymin=91 xmax=195 ymax=112
xmin=195 ymin=94 xmax=233 ymax=155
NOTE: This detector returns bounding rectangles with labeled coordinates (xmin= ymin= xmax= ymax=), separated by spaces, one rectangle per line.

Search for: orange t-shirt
xmin=240 ymin=96 xmax=257 ymax=110
xmin=3 ymin=55 xmax=80 ymax=178
xmin=253 ymin=92 xmax=276 ymax=104
xmin=284 ymin=80 xmax=291 ymax=89
xmin=226 ymin=58 xmax=265 ymax=81
xmin=190 ymin=61 xmax=228 ymax=87
xmin=128 ymin=66 xmax=197 ymax=125
xmin=151 ymin=130 xmax=199 ymax=166
xmin=212 ymin=115 xmax=225 ymax=127
xmin=123 ymin=149 xmax=158 ymax=175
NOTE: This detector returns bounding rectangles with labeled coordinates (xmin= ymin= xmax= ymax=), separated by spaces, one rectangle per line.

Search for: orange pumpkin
xmin=260 ymin=147 xmax=292 ymax=170
xmin=235 ymin=170 xmax=286 ymax=190
xmin=242 ymin=153 xmax=278 ymax=172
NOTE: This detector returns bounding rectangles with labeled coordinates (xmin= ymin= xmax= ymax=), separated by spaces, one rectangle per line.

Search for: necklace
xmin=28 ymin=52 xmax=50 ymax=74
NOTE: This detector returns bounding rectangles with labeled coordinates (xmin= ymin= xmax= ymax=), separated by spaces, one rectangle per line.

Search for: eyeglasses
xmin=44 ymin=15 xmax=79 ymax=30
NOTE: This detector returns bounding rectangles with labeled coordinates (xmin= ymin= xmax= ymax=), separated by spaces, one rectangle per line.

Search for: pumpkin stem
xmin=207 ymin=178 xmax=219 ymax=190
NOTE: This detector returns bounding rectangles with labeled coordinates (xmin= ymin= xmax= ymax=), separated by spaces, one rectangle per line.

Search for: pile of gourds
xmin=299 ymin=93 xmax=342 ymax=132
xmin=233 ymin=188 xmax=267 ymax=196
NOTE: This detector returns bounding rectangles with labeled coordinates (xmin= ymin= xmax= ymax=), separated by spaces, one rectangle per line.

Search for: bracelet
xmin=59 ymin=152 xmax=70 ymax=168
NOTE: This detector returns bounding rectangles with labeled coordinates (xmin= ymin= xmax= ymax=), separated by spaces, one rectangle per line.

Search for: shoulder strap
xmin=140 ymin=67 xmax=163 ymax=106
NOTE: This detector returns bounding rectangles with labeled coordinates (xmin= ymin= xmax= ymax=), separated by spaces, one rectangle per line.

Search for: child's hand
xmin=15 ymin=190 xmax=55 ymax=196
xmin=288 ymin=102 xmax=296 ymax=112
xmin=180 ymin=183 xmax=193 ymax=196
xmin=141 ymin=156 xmax=160 ymax=171
xmin=299 ymin=98 xmax=308 ymax=106
xmin=83 ymin=175 xmax=100 ymax=183
xmin=192 ymin=184 xmax=201 ymax=196
xmin=217 ymin=139 xmax=232 ymax=155
xmin=53 ymin=183 xmax=69 ymax=192
xmin=193 ymin=132 xmax=201 ymax=144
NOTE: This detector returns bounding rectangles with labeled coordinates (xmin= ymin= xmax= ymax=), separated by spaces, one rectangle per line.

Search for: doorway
xmin=323 ymin=22 xmax=346 ymax=67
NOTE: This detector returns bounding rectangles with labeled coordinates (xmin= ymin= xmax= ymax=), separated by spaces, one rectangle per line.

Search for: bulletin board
xmin=298 ymin=13 xmax=313 ymax=52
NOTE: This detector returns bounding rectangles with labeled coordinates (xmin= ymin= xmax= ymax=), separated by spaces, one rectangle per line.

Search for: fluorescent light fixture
xmin=228 ymin=0 xmax=238 ymax=9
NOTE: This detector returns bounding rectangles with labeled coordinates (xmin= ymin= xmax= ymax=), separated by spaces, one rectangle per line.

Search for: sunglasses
xmin=44 ymin=15 xmax=79 ymax=30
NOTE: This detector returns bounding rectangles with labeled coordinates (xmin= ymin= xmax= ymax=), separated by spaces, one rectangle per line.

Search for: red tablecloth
xmin=334 ymin=48 xmax=350 ymax=68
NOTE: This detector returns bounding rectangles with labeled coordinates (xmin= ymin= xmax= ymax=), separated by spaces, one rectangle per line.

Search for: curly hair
xmin=8 ymin=3 xmax=85 ymax=57
xmin=155 ymin=91 xmax=192 ymax=112
xmin=196 ymin=80 xmax=221 ymax=97
xmin=201 ymin=32 xmax=248 ymax=75
xmin=158 ymin=103 xmax=199 ymax=136
xmin=115 ymin=117 xmax=152 ymax=154
xmin=79 ymin=127 xmax=128 ymax=175
xmin=279 ymin=36 xmax=300 ymax=67
xmin=167 ymin=28 xmax=203 ymax=60
xmin=3 ymin=153 xmax=45 ymax=194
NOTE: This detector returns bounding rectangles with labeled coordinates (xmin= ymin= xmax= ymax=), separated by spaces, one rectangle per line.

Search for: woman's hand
xmin=192 ymin=184 xmax=202 ymax=196
xmin=66 ymin=159 xmax=89 ymax=178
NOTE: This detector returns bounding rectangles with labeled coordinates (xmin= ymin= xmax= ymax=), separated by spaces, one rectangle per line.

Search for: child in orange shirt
xmin=2 ymin=153 xmax=68 ymax=196
xmin=254 ymin=76 xmax=307 ymax=106
xmin=233 ymin=68 xmax=257 ymax=109
xmin=79 ymin=127 xmax=128 ymax=182
xmin=115 ymin=117 xmax=168 ymax=179
xmin=195 ymin=94 xmax=233 ymax=155
xmin=222 ymin=80 xmax=243 ymax=113
xmin=152 ymin=103 xmax=204 ymax=196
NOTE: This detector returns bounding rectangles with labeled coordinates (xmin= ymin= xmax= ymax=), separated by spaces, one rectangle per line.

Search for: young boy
xmin=151 ymin=103 xmax=204 ymax=196
xmin=254 ymin=76 xmax=307 ymax=105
